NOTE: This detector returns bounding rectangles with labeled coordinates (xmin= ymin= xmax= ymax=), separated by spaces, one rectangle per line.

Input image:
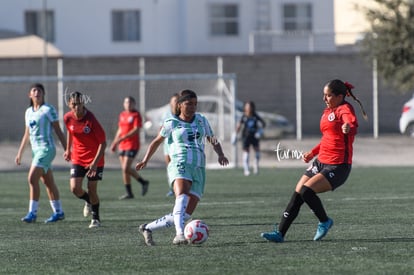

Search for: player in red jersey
xmin=262 ymin=79 xmax=367 ymax=243
xmin=110 ymin=96 xmax=149 ymax=199
xmin=63 ymin=91 xmax=106 ymax=228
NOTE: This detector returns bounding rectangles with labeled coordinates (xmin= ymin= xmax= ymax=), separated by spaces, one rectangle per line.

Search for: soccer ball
xmin=184 ymin=219 xmax=209 ymax=244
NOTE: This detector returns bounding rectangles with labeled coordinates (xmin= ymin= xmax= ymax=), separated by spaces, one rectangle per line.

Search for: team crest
xmin=83 ymin=126 xmax=91 ymax=134
xmin=328 ymin=112 xmax=335 ymax=121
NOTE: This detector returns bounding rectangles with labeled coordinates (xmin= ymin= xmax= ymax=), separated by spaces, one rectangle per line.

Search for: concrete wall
xmin=0 ymin=53 xmax=410 ymax=142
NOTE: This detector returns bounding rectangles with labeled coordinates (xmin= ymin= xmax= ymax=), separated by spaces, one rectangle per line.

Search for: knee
xmin=70 ymin=185 xmax=82 ymax=196
xmin=299 ymin=185 xmax=315 ymax=200
xmin=121 ymin=166 xmax=129 ymax=174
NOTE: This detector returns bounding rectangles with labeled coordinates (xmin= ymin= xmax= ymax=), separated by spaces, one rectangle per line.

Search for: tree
xmin=359 ymin=0 xmax=414 ymax=93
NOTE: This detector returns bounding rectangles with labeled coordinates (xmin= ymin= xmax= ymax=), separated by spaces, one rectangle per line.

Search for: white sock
xmin=243 ymin=152 xmax=250 ymax=172
xmin=254 ymin=151 xmax=260 ymax=173
xmin=173 ymin=194 xmax=189 ymax=235
xmin=146 ymin=213 xmax=191 ymax=232
xmin=146 ymin=213 xmax=175 ymax=231
xmin=29 ymin=200 xmax=39 ymax=214
xmin=50 ymin=200 xmax=63 ymax=214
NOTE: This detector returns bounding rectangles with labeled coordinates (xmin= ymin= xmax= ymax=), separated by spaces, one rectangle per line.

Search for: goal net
xmin=0 ymin=72 xmax=237 ymax=169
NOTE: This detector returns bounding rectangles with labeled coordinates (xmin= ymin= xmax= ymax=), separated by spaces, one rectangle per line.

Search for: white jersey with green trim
xmin=160 ymin=113 xmax=214 ymax=167
xmin=25 ymin=103 xmax=58 ymax=150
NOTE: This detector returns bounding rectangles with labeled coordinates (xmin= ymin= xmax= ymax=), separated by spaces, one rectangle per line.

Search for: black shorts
xmin=242 ymin=135 xmax=259 ymax=150
xmin=70 ymin=164 xmax=104 ymax=181
xmin=304 ymin=159 xmax=351 ymax=190
xmin=118 ymin=150 xmax=138 ymax=158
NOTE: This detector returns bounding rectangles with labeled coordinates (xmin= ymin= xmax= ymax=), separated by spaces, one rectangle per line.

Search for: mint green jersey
xmin=160 ymin=113 xmax=214 ymax=168
xmin=25 ymin=103 xmax=58 ymax=151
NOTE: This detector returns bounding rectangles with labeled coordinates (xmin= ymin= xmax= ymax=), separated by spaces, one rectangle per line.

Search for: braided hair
xmin=326 ymin=79 xmax=368 ymax=121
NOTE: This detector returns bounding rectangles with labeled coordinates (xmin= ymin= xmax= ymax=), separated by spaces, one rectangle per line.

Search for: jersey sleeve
xmin=203 ymin=115 xmax=214 ymax=137
xmin=160 ymin=118 xmax=173 ymax=138
xmin=339 ymin=104 xmax=358 ymax=135
xmin=46 ymin=104 xmax=59 ymax=122
xmin=256 ymin=113 xmax=266 ymax=128
xmin=91 ymin=114 xmax=106 ymax=143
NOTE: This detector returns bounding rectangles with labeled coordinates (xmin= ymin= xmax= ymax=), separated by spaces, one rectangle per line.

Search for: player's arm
xmin=63 ymin=131 xmax=72 ymax=161
xmin=207 ymin=136 xmax=229 ymax=166
xmin=341 ymin=113 xmax=357 ymax=135
xmin=52 ymin=121 xmax=66 ymax=151
xmin=135 ymin=133 xmax=165 ymax=170
xmin=120 ymin=126 xmax=139 ymax=140
xmin=87 ymin=141 xmax=106 ymax=177
xmin=257 ymin=114 xmax=266 ymax=128
xmin=232 ymin=119 xmax=243 ymax=144
xmin=110 ymin=128 xmax=122 ymax=152
xmin=15 ymin=126 xmax=30 ymax=165
xmin=303 ymin=143 xmax=320 ymax=163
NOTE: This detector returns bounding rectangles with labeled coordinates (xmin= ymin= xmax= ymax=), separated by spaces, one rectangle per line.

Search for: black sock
xmin=79 ymin=192 xmax=90 ymax=204
xmin=137 ymin=177 xmax=147 ymax=184
xmin=299 ymin=186 xmax=328 ymax=222
xmin=91 ymin=203 xmax=100 ymax=221
xmin=125 ymin=184 xmax=133 ymax=196
xmin=278 ymin=192 xmax=304 ymax=236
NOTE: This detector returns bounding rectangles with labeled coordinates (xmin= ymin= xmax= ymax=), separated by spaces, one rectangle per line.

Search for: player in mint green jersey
xmin=136 ymin=89 xmax=229 ymax=246
xmin=15 ymin=83 xmax=67 ymax=223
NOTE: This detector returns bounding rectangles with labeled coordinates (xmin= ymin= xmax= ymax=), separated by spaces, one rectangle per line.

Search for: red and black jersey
xmin=311 ymin=102 xmax=358 ymax=164
xmin=64 ymin=110 xmax=106 ymax=167
xmin=117 ymin=110 xmax=142 ymax=151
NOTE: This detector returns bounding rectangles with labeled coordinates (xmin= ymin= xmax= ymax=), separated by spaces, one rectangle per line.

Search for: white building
xmin=0 ymin=0 xmax=351 ymax=57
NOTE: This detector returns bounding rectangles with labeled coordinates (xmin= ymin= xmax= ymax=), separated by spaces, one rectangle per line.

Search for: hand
xmin=135 ymin=161 xmax=147 ymax=170
xmin=15 ymin=155 xmax=21 ymax=165
xmin=218 ymin=155 xmax=229 ymax=166
xmin=342 ymin=123 xmax=350 ymax=134
xmin=254 ymin=128 xmax=264 ymax=139
xmin=87 ymin=164 xmax=98 ymax=177
xmin=63 ymin=151 xmax=71 ymax=162
xmin=302 ymin=151 xmax=314 ymax=163
xmin=110 ymin=142 xmax=117 ymax=152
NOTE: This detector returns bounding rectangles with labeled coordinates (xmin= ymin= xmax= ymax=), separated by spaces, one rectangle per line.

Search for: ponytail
xmin=344 ymin=82 xmax=368 ymax=121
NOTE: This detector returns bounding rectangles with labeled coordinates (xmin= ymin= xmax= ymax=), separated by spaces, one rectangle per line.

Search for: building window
xmin=112 ymin=10 xmax=141 ymax=41
xmin=209 ymin=4 xmax=239 ymax=36
xmin=283 ymin=3 xmax=312 ymax=32
xmin=25 ymin=10 xmax=55 ymax=42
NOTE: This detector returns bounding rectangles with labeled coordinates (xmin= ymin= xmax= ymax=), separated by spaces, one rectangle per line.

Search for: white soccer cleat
xmin=89 ymin=219 xmax=101 ymax=228
xmin=139 ymin=224 xmax=155 ymax=246
xmin=173 ymin=234 xmax=188 ymax=245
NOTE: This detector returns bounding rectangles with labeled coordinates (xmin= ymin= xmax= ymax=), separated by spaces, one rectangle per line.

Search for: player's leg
xmin=261 ymin=175 xmax=308 ymax=242
xmin=87 ymin=179 xmax=101 ymax=228
xmin=42 ymin=169 xmax=65 ymax=223
xmin=21 ymin=165 xmax=43 ymax=222
xmin=252 ymin=140 xmax=260 ymax=174
xmin=119 ymin=155 xmax=134 ymax=199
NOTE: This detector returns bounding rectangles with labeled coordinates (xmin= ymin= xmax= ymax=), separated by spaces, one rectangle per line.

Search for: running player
xmin=136 ymin=89 xmax=229 ymax=246
xmin=261 ymin=79 xmax=367 ymax=242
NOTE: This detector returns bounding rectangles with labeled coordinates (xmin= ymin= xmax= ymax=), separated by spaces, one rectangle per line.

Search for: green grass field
xmin=0 ymin=167 xmax=413 ymax=274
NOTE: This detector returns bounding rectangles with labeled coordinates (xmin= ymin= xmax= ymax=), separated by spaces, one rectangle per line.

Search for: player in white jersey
xmin=136 ymin=89 xmax=229 ymax=245
xmin=15 ymin=83 xmax=67 ymax=223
